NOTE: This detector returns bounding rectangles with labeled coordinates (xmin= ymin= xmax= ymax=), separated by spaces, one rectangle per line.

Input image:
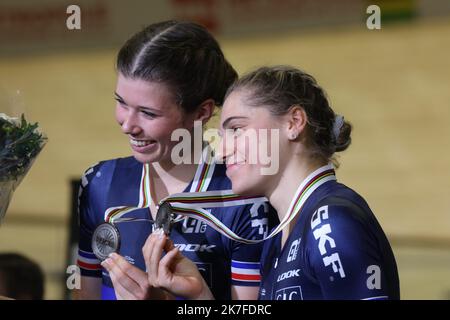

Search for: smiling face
xmin=115 ymin=74 xmax=196 ymax=165
xmin=219 ymin=90 xmax=287 ymax=196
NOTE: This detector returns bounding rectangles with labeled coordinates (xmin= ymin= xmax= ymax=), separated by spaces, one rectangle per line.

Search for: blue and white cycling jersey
xmin=259 ymin=179 xmax=400 ymax=300
xmin=77 ymin=156 xmax=276 ymax=300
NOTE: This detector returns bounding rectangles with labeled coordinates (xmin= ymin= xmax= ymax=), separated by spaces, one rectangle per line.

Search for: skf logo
xmin=274 ymin=286 xmax=302 ymax=300
xmin=311 ymin=205 xmax=346 ymax=278
xmin=287 ymin=238 xmax=300 ymax=262
xmin=277 ymin=269 xmax=300 ymax=282
xmin=250 ymin=201 xmax=269 ymax=237
xmin=174 ymin=244 xmax=216 ymax=253
xmin=252 ymin=218 xmax=269 ymax=237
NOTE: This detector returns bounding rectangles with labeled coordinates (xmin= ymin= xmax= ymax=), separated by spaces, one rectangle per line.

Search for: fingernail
xmin=101 ymin=259 xmax=110 ymax=268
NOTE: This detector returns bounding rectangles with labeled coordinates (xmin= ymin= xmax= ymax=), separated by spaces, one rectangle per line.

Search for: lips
xmin=129 ymin=138 xmax=155 ymax=147
xmin=225 ymin=162 xmax=245 ymax=174
xmin=129 ymin=138 xmax=157 ymax=153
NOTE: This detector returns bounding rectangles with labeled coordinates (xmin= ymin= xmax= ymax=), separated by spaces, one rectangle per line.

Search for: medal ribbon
xmin=165 ymin=164 xmax=336 ymax=244
xmin=103 ymin=144 xmax=335 ymax=245
xmin=103 ymin=146 xmax=264 ymax=224
xmin=104 ymin=162 xmax=151 ymax=223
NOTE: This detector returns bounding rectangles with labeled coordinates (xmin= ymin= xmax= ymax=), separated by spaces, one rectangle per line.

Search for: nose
xmin=120 ymin=111 xmax=141 ymax=136
xmin=215 ymin=133 xmax=235 ymax=164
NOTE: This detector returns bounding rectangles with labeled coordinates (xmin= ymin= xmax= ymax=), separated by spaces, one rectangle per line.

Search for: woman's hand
xmin=101 ymin=253 xmax=169 ymax=300
xmin=142 ymin=229 xmax=214 ymax=300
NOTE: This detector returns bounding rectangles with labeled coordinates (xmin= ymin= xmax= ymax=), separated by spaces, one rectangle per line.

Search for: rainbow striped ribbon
xmin=103 ymin=145 xmax=336 ymax=244
xmin=262 ymin=164 xmax=336 ymax=241
xmin=103 ymin=146 xmax=266 ymax=224
xmin=165 ymin=164 xmax=336 ymax=244
xmin=104 ymin=146 xmax=216 ymax=223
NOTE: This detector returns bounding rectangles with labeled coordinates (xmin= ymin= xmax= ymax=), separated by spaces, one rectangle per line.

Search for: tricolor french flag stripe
xmin=231 ymin=273 xmax=261 ymax=282
xmin=77 ymin=260 xmax=101 ymax=271
xmin=78 ymin=249 xmax=97 ymax=259
xmin=231 ymin=260 xmax=261 ymax=282
xmin=78 ymin=252 xmax=100 ymax=264
xmin=77 ymin=250 xmax=101 ymax=270
xmin=77 ymin=255 xmax=100 ymax=265
xmin=231 ymin=260 xmax=260 ymax=269
xmin=231 ymin=267 xmax=260 ymax=275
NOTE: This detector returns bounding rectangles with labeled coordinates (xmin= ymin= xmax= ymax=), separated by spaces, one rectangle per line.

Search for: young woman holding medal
xmin=76 ymin=21 xmax=275 ymax=300
xmin=143 ymin=66 xmax=400 ymax=300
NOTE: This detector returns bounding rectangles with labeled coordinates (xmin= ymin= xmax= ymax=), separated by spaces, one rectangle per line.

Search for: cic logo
xmin=275 ymin=286 xmax=303 ymax=300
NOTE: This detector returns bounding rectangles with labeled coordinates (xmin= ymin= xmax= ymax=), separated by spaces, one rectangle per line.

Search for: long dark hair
xmin=117 ymin=20 xmax=237 ymax=113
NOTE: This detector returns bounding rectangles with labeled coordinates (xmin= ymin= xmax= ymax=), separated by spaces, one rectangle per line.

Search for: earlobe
xmin=285 ymin=122 xmax=299 ymax=141
xmin=287 ymin=105 xmax=307 ymax=141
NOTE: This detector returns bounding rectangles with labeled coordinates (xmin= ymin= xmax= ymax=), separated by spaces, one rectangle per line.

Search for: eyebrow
xmin=114 ymin=92 xmax=161 ymax=113
xmin=221 ymin=116 xmax=249 ymax=129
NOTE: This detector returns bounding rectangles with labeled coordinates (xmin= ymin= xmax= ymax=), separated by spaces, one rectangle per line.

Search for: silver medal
xmin=154 ymin=201 xmax=175 ymax=235
xmin=92 ymin=222 xmax=120 ymax=261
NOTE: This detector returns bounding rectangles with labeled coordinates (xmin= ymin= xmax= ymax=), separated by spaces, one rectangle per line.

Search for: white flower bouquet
xmin=0 ymin=113 xmax=47 ymax=224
